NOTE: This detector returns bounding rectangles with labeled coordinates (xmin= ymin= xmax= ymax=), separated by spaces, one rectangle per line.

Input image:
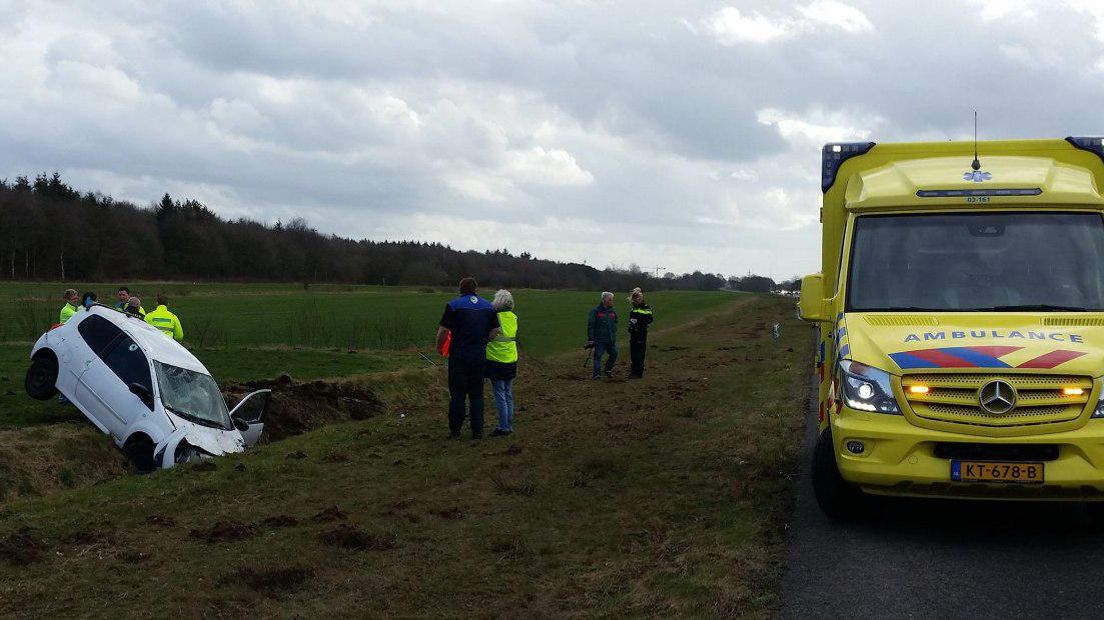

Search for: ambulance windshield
xmin=848 ymin=212 xmax=1104 ymax=312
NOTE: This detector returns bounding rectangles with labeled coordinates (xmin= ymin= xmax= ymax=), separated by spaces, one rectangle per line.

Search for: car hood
xmin=169 ymin=414 xmax=245 ymax=455
xmin=838 ymin=313 xmax=1104 ymax=377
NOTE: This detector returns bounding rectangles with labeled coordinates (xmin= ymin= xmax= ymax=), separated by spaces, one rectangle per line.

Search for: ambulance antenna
xmin=971 ymin=110 xmax=981 ymax=171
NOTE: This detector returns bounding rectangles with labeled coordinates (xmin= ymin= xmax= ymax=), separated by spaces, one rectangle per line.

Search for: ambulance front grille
xmin=901 ymin=373 xmax=1092 ymax=427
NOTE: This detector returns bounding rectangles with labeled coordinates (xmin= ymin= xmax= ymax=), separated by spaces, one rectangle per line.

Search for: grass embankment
xmin=0 ymin=294 xmax=808 ymax=617
xmin=0 ymin=283 xmax=732 ymax=429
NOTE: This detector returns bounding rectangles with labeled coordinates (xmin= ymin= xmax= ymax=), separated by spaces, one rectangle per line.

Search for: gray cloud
xmin=2 ymin=0 xmax=1103 ymax=279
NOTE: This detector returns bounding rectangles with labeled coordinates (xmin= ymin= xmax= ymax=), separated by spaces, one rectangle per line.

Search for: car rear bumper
xmin=832 ymin=409 xmax=1104 ymax=500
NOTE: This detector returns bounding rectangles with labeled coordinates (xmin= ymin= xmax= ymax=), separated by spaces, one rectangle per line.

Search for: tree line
xmin=0 ymin=173 xmax=784 ymax=292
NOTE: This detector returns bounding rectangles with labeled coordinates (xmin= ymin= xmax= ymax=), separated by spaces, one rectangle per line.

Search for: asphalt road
xmin=776 ymin=379 xmax=1104 ymax=619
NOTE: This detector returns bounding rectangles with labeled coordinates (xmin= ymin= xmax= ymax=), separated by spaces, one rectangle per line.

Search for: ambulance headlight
xmin=839 ymin=360 xmax=901 ymax=414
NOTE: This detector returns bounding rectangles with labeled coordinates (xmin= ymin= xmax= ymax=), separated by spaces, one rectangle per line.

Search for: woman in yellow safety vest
xmin=485 ymin=289 xmax=518 ymax=436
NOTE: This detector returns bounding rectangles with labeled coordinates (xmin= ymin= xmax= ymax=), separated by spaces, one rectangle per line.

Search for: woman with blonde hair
xmin=485 ymin=289 xmax=519 ymax=436
xmin=627 ymin=287 xmax=654 ymax=378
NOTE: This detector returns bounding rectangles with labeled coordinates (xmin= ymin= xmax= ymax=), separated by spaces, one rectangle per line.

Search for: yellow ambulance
xmin=799 ymin=137 xmax=1104 ymax=518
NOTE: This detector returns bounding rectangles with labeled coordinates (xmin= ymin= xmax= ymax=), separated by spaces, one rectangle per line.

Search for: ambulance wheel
xmin=812 ymin=426 xmax=864 ymax=520
xmin=25 ymin=351 xmax=58 ymax=401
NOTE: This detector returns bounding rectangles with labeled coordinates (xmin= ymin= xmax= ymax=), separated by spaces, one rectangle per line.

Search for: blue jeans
xmin=593 ymin=341 xmax=618 ymax=378
xmin=491 ymin=379 xmax=514 ymax=431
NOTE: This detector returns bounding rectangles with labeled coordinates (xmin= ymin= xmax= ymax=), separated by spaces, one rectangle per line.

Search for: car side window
xmin=102 ymin=335 xmax=154 ymax=410
xmin=77 ymin=315 xmax=123 ymax=355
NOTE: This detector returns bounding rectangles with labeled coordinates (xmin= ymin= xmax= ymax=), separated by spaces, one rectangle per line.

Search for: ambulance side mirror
xmin=798 ymin=274 xmax=832 ymax=322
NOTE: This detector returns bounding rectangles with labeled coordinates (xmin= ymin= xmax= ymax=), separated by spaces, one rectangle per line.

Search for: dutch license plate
xmin=951 ymin=461 xmax=1044 ymax=484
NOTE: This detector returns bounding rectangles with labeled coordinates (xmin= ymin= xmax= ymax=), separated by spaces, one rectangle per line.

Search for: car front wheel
xmin=25 ymin=352 xmax=59 ymax=400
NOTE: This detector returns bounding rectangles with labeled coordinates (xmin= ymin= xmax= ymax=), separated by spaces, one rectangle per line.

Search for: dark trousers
xmin=630 ymin=331 xmax=647 ymax=377
xmin=593 ymin=340 xmax=618 ymax=378
xmin=448 ymin=359 xmax=485 ymax=436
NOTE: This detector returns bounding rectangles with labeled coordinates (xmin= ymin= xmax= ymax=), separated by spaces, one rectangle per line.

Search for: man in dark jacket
xmin=586 ymin=291 xmax=618 ymax=379
xmin=436 ymin=277 xmax=500 ymax=439
xmin=627 ymin=287 xmax=654 ymax=378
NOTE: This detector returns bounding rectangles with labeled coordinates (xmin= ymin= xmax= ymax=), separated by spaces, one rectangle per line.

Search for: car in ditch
xmin=24 ymin=304 xmax=270 ymax=470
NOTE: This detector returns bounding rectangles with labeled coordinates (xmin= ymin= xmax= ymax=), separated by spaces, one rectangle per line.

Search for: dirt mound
xmin=318 ymin=524 xmax=397 ymax=551
xmin=145 ymin=514 xmax=176 ymax=528
xmin=0 ymin=532 xmax=43 ymax=566
xmin=222 ymin=375 xmax=383 ymax=442
xmin=309 ymin=505 xmax=348 ymax=523
xmin=259 ymin=515 xmax=299 ymax=528
xmin=220 ymin=565 xmax=313 ymax=597
xmin=190 ymin=520 xmax=255 ymax=543
xmin=428 ymin=506 xmax=464 ymax=520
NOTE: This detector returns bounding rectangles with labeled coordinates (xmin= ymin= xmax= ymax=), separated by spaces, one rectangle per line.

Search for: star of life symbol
xmin=963 ymin=170 xmax=992 ymax=182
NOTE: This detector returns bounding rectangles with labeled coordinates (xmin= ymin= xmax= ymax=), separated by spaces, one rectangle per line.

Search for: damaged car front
xmin=25 ymin=305 xmax=270 ymax=470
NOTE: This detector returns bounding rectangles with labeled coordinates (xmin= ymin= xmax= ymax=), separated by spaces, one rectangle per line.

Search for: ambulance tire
xmin=812 ymin=426 xmax=864 ymax=521
xmin=1086 ymin=502 xmax=1104 ymax=523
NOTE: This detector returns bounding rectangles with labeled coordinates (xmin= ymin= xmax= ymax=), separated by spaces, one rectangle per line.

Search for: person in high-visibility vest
xmin=485 ymin=289 xmax=518 ymax=436
xmin=145 ymin=293 xmax=184 ymax=342
xmin=59 ymin=289 xmax=79 ymax=324
xmin=115 ymin=286 xmax=145 ymax=315
xmin=627 ymin=287 xmax=654 ymax=378
xmin=126 ymin=296 xmax=146 ymax=318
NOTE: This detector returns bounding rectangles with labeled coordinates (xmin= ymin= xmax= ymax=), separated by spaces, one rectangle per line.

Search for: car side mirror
xmin=129 ymin=382 xmax=154 ymax=409
xmin=798 ymin=274 xmax=833 ymax=322
xmin=129 ymin=382 xmax=151 ymax=399
xmin=232 ymin=416 xmax=250 ymax=432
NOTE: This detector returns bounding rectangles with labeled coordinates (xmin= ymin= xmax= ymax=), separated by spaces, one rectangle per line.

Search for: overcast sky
xmin=1 ymin=0 xmax=1102 ymax=279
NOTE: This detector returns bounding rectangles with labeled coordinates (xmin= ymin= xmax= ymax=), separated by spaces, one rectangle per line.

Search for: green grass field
xmin=0 ymin=282 xmax=738 ymax=428
xmin=0 ymin=293 xmax=808 ymax=617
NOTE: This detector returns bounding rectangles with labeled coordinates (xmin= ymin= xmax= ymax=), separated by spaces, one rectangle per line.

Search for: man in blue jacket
xmin=436 ymin=277 xmax=500 ymax=439
xmin=586 ymin=291 xmax=618 ymax=379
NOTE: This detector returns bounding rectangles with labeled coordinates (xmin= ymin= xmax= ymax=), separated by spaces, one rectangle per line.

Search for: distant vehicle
xmin=799 ymin=136 xmax=1104 ymax=519
xmin=24 ymin=305 xmax=270 ymax=470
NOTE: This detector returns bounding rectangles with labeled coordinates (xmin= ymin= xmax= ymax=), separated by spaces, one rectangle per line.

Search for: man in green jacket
xmin=586 ymin=291 xmax=618 ymax=379
xmin=59 ymin=289 xmax=79 ymax=324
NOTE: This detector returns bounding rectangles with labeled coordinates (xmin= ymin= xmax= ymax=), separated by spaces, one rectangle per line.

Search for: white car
xmin=24 ymin=305 xmax=270 ymax=470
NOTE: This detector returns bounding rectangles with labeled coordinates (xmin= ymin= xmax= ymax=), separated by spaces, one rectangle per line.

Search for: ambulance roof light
xmin=822 ymin=142 xmax=876 ymax=193
xmin=1066 ymin=136 xmax=1104 ymax=165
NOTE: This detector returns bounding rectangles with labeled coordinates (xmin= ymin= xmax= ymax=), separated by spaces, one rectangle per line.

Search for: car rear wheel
xmin=812 ymin=426 xmax=865 ymax=520
xmin=24 ymin=352 xmax=59 ymax=400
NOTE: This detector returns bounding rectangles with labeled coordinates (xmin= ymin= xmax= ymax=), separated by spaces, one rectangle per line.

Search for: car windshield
xmin=848 ymin=212 xmax=1104 ymax=312
xmin=154 ymin=361 xmax=231 ymax=429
